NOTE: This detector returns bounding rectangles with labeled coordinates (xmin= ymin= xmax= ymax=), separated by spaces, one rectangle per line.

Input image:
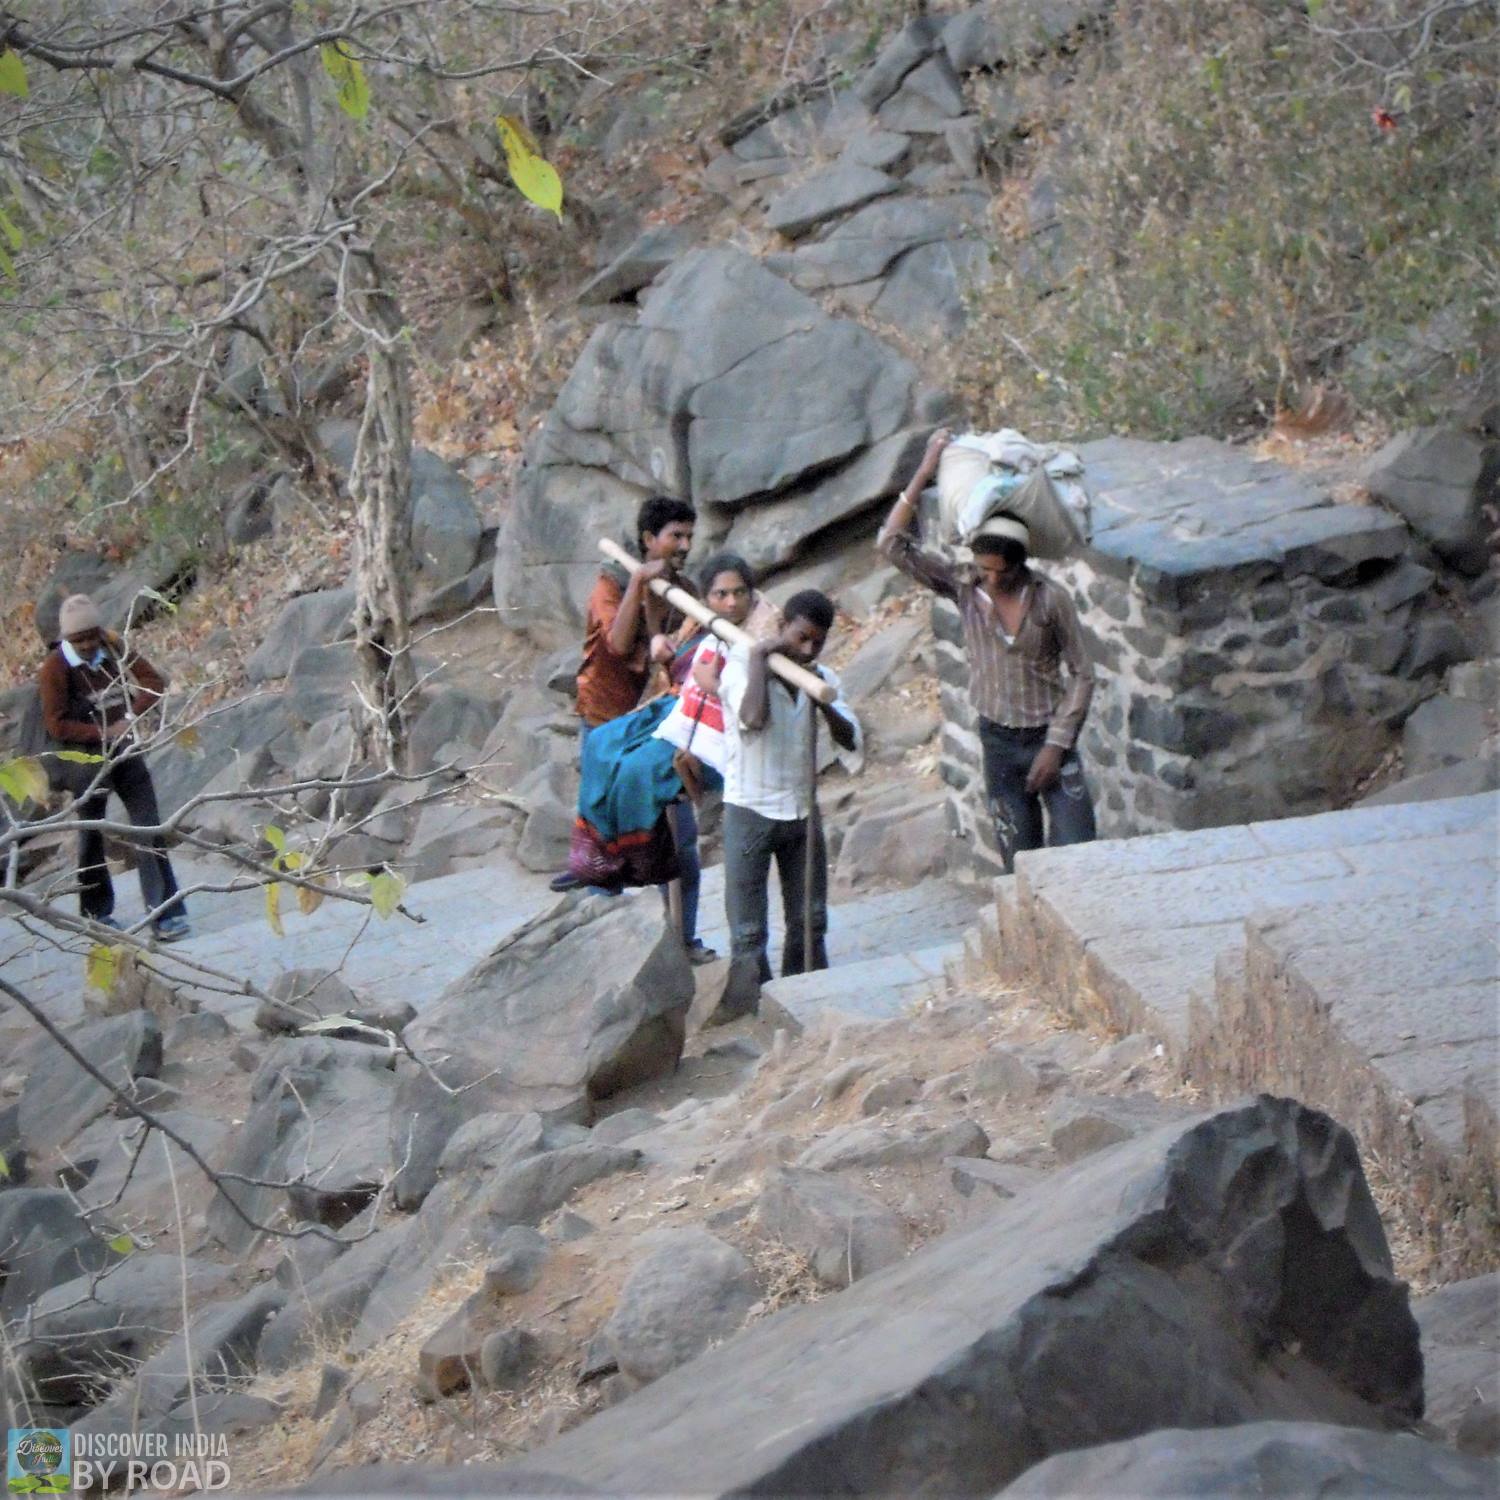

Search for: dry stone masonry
xmin=935 ymin=437 xmax=1470 ymax=868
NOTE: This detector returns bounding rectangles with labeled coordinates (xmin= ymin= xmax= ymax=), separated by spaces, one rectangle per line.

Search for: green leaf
xmin=0 ymin=755 xmax=48 ymax=805
xmin=1204 ymin=54 xmax=1225 ymax=95
xmin=368 ymin=868 xmax=405 ymax=920
xmin=262 ymin=823 xmax=287 ymax=855
xmin=341 ymin=871 xmax=372 ymax=888
xmin=0 ymin=1148 xmax=9 ymax=1179
xmin=107 ymin=1232 xmax=134 ymax=1255
xmin=0 ymin=240 xmax=12 ymax=283
xmin=495 ymin=114 xmax=564 ymax=220
xmin=86 ymin=942 xmax=123 ymax=991
xmin=55 ymin=748 xmax=105 ymax=764
xmin=265 ymin=881 xmax=285 ymax=937
xmin=320 ymin=41 xmax=371 ymax=121
xmin=0 ymin=203 xmax=21 ymax=252
xmin=1306 ymin=0 xmax=1325 ymax=16
xmin=0 ymin=48 xmax=28 ymax=98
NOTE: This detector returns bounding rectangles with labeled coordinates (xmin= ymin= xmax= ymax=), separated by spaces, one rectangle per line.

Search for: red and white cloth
xmin=653 ymin=636 xmax=732 ymax=772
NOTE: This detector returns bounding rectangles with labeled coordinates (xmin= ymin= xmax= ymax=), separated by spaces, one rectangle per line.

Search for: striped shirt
xmin=879 ymin=529 xmax=1094 ymax=749
xmin=718 ymin=645 xmax=859 ymax=820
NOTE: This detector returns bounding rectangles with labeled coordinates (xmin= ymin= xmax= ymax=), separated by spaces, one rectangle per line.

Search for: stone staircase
xmin=965 ymin=791 xmax=1498 ymax=1277
xmin=696 ymin=869 xmax=981 ymax=1033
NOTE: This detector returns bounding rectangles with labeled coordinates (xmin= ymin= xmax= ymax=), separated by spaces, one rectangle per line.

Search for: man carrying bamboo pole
xmin=705 ymin=590 xmax=860 ymax=1027
xmin=552 ymin=495 xmax=698 ymax=892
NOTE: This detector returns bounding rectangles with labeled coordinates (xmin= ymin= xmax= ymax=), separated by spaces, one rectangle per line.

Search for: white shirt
xmin=718 ymin=643 xmax=860 ymax=820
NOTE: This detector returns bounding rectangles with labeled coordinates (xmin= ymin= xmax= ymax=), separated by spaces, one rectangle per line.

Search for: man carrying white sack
xmin=878 ymin=428 xmax=1097 ymax=872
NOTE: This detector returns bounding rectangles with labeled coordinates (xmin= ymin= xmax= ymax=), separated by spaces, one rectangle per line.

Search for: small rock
xmin=1046 ymin=1093 xmax=1186 ymax=1164
xmin=591 ymin=1108 xmax=663 ymax=1146
xmin=757 ymin=1167 xmax=905 ymax=1288
xmin=796 ymin=1119 xmax=989 ymax=1172
xmin=602 ymin=1228 xmax=758 ymax=1384
xmin=858 ymin=1072 xmax=923 ymax=1115
xmin=483 ymin=1226 xmax=549 ymax=1298
xmin=969 ymin=1048 xmax=1041 ymax=1102
xmin=822 ymin=1059 xmax=875 ymax=1100
xmin=478 ymin=1327 xmax=540 ymax=1391
xmin=551 ymin=1210 xmax=596 ymax=1243
xmin=313 ymin=1362 xmax=350 ymax=1419
xmin=416 ymin=1294 xmax=486 ymax=1398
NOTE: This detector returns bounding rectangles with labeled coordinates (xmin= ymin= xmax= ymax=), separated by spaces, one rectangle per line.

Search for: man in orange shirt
xmin=552 ymin=495 xmax=697 ymax=891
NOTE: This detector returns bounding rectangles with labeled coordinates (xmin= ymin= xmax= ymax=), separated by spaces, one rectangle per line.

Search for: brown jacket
xmin=38 ymin=634 xmax=166 ymax=746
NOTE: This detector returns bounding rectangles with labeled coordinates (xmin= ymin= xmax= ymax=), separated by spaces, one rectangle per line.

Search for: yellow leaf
xmin=86 ymin=942 xmax=122 ymax=992
xmin=495 ymin=114 xmax=563 ymax=220
xmin=265 ymin=882 xmax=285 ymax=937
xmin=0 ymin=1148 xmax=9 ymax=1179
xmin=0 ymin=756 xmax=48 ymax=805
xmin=296 ymin=882 xmax=325 ymax=915
xmin=107 ymin=1232 xmax=134 ymax=1255
xmin=0 ymin=49 xmax=27 ymax=98
xmin=320 ymin=41 xmax=371 ymax=121
xmin=262 ymin=823 xmax=286 ymax=855
xmin=55 ymin=749 xmax=105 ymax=764
xmin=174 ymin=724 xmax=201 ymax=751
xmin=368 ymin=868 xmax=405 ymax=920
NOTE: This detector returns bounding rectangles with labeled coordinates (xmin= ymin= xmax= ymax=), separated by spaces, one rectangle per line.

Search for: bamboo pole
xmin=597 ymin=539 xmax=836 ymax=706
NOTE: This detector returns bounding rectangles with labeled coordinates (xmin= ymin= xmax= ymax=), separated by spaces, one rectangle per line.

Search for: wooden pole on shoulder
xmin=597 ymin=539 xmax=836 ymax=706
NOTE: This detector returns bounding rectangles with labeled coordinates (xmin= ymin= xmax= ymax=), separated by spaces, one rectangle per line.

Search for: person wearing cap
xmin=36 ymin=594 xmax=191 ymax=941
xmin=878 ymin=428 xmax=1096 ymax=871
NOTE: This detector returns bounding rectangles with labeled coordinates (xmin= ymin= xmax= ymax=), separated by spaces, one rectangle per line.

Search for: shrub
xmin=956 ymin=0 xmax=1499 ymax=439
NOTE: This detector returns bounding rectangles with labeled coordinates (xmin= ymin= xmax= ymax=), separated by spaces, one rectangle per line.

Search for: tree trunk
xmin=347 ymin=252 xmax=416 ymax=770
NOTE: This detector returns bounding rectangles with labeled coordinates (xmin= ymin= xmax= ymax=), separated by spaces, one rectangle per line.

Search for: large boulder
xmin=999 ymin=1421 xmax=1496 ymax=1497
xmin=205 ymin=1038 xmax=396 ymax=1252
xmin=146 ymin=690 xmax=291 ymax=822
xmin=393 ymin=893 xmax=693 ymax=1179
xmin=756 ymin=1166 xmax=906 ymax=1288
xmin=485 ymin=1098 xmax=1423 ymax=1496
xmin=1366 ymin=426 xmax=1498 ymax=576
xmin=0 ymin=1189 xmax=113 ymax=1324
xmin=13 ymin=1252 xmax=232 ymax=1406
xmin=496 ymin=248 xmax=926 ymax=634
xmin=245 ymin=588 xmax=355 ymax=683
xmin=17 ymin=1011 xmax=162 ymax=1159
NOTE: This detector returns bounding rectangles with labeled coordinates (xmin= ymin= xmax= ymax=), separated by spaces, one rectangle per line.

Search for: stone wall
xmin=937 ymin=436 xmax=1461 ymax=871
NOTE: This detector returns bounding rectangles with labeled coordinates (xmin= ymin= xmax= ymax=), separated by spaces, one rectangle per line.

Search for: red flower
xmin=1372 ymin=107 xmax=1399 ymax=133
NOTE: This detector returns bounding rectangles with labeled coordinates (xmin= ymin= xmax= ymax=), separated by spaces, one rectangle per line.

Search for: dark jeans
xmin=721 ymin=803 xmax=828 ymax=1009
xmin=978 ymin=719 xmax=1096 ymax=874
xmin=63 ymin=753 xmax=185 ymax=925
xmin=661 ymin=798 xmax=702 ymax=945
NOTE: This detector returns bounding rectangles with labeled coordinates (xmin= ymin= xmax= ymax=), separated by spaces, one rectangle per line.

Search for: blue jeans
xmin=661 ymin=798 xmax=702 ymax=946
xmin=978 ymin=719 xmax=1096 ymax=873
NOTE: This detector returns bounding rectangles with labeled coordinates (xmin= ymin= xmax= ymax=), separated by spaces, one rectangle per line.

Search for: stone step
xmin=760 ymin=943 xmax=962 ymax=1034
xmin=985 ymin=789 xmax=1499 ymax=1279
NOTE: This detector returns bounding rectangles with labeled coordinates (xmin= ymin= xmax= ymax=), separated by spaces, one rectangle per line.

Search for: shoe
xmin=686 ymin=942 xmax=719 ymax=966
xmin=549 ymin=872 xmax=581 ymax=892
xmin=153 ymin=915 xmax=192 ymax=944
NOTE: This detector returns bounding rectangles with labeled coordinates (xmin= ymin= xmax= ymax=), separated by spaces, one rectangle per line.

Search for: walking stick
xmin=804 ymin=690 xmax=818 ymax=976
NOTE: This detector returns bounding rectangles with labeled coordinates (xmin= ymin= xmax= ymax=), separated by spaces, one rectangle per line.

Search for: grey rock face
xmin=1414 ymin=1273 xmax=1500 ymax=1453
xmin=395 ymin=893 xmax=694 ymax=1139
xmin=577 ymin=225 xmax=695 ymax=304
xmin=206 ymin=1038 xmax=396 ymax=1251
xmin=1045 ymin=1092 xmax=1189 ymax=1163
xmin=494 ymin=1099 xmax=1422 ymax=1497
xmin=18 ymin=1011 xmax=162 ymax=1159
xmin=245 ymin=588 xmax=355 ymax=683
xmin=1367 ymin=426 xmax=1499 ymax=576
xmin=496 ymin=249 xmax=924 ymax=633
xmin=765 ymin=163 xmax=899 ymax=239
xmin=796 ymin=1117 xmax=989 ymax=1171
xmin=255 ymin=969 xmax=362 ymax=1034
xmin=999 ymin=1421 xmax=1496 ymax=1497
xmin=0 ymin=1189 xmax=112 ymax=1323
xmin=756 ymin=1166 xmax=905 ymax=1288
xmin=16 ymin=1252 xmax=232 ymax=1406
xmin=602 ymin=1228 xmax=758 ymax=1384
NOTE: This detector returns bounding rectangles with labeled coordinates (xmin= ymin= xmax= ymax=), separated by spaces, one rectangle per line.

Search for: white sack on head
xmin=936 ymin=430 xmax=1091 ymax=561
